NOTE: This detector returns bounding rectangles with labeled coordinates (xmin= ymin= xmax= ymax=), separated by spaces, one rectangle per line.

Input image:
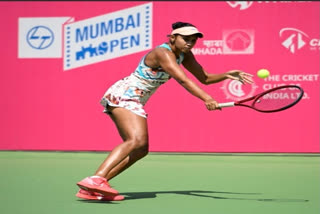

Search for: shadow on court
xmin=78 ymin=190 xmax=309 ymax=203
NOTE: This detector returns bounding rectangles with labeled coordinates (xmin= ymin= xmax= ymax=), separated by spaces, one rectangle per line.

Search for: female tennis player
xmin=76 ymin=22 xmax=254 ymax=201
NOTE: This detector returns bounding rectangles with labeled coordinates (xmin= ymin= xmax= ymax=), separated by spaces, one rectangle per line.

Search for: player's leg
xmin=77 ymin=107 xmax=148 ymax=196
xmin=105 ymin=145 xmax=148 ymax=181
xmin=95 ymin=106 xmax=149 ymax=179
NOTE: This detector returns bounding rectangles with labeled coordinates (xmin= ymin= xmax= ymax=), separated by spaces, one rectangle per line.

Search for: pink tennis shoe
xmin=76 ymin=176 xmax=119 ymax=196
xmin=76 ymin=189 xmax=124 ymax=201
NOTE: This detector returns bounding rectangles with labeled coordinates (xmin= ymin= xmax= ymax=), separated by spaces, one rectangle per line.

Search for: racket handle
xmin=218 ymin=102 xmax=235 ymax=108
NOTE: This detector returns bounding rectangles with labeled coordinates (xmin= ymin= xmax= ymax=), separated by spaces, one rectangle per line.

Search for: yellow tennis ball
xmin=257 ymin=69 xmax=270 ymax=79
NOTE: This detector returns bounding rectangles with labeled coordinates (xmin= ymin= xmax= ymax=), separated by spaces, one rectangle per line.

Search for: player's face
xmin=175 ymin=35 xmax=198 ymax=53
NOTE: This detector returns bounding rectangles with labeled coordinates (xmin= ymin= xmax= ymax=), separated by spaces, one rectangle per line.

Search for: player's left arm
xmin=182 ymin=51 xmax=254 ymax=85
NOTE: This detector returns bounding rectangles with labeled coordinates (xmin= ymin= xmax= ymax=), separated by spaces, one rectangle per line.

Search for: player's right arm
xmin=155 ymin=48 xmax=219 ymax=110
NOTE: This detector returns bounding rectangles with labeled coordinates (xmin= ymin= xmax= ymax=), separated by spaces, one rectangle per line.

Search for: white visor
xmin=171 ymin=26 xmax=203 ymax=38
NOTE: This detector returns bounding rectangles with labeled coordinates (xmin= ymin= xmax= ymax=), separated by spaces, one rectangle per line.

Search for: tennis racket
xmin=218 ymin=85 xmax=304 ymax=113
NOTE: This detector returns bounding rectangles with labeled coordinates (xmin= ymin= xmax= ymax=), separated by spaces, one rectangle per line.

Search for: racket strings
xmin=253 ymin=87 xmax=303 ymax=111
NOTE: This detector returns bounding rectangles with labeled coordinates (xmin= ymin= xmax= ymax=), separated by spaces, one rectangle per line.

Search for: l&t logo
xmin=26 ymin=26 xmax=54 ymax=50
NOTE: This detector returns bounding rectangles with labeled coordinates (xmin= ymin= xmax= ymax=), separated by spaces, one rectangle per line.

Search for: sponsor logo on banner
xmin=64 ymin=3 xmax=152 ymax=70
xmin=261 ymin=74 xmax=319 ymax=100
xmin=226 ymin=1 xmax=253 ymax=10
xmin=18 ymin=3 xmax=153 ymax=71
xmin=223 ymin=29 xmax=254 ymax=54
xmin=279 ymin=28 xmax=320 ymax=54
xmin=220 ymin=79 xmax=258 ymax=100
xmin=221 ymin=73 xmax=318 ymax=101
xmin=226 ymin=1 xmax=311 ymax=10
xmin=18 ymin=17 xmax=74 ymax=58
xmin=192 ymin=29 xmax=254 ymax=55
xmin=26 ymin=26 xmax=54 ymax=49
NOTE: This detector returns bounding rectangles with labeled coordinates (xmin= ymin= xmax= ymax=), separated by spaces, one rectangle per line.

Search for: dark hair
xmin=172 ymin=22 xmax=196 ymax=30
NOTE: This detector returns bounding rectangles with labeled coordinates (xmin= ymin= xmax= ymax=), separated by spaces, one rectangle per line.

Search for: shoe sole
xmin=76 ymin=192 xmax=124 ymax=201
xmin=76 ymin=181 xmax=119 ymax=196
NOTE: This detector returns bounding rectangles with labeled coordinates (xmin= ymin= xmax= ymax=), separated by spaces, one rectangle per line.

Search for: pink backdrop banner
xmin=0 ymin=1 xmax=319 ymax=152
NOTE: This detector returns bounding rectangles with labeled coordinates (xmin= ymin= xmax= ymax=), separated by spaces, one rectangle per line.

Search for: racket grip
xmin=218 ymin=102 xmax=235 ymax=108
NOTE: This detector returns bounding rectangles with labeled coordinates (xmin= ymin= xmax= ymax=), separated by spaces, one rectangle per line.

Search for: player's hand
xmin=226 ymin=70 xmax=254 ymax=84
xmin=205 ymin=98 xmax=221 ymax=111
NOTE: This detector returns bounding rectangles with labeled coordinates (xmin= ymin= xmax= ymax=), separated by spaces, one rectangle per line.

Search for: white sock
xmin=90 ymin=175 xmax=103 ymax=179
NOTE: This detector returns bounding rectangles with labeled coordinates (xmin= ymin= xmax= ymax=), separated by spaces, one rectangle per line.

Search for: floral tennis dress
xmin=100 ymin=43 xmax=184 ymax=118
